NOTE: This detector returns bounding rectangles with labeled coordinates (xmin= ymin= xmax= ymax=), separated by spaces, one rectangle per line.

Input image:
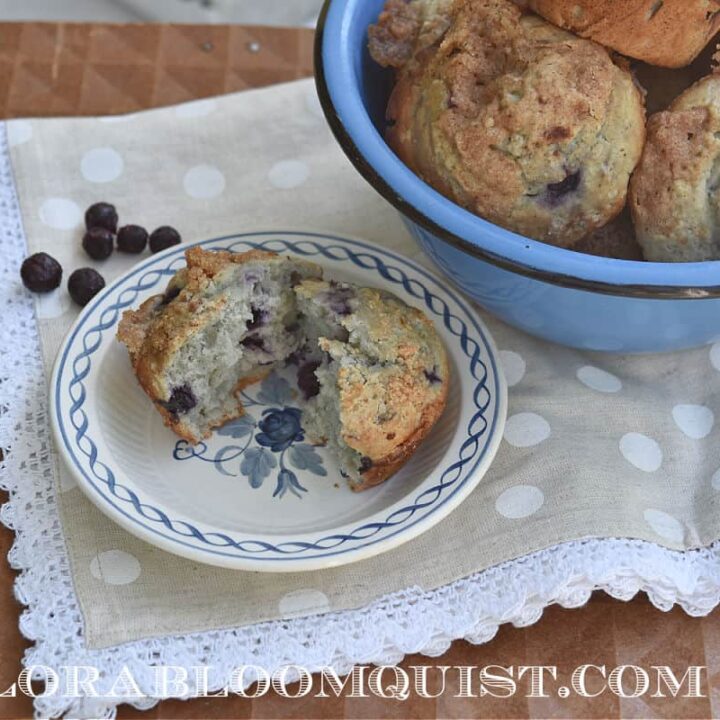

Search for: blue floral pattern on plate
xmin=172 ymin=372 xmax=326 ymax=499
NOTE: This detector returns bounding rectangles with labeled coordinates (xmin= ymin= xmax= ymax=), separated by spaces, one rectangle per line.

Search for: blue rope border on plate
xmin=58 ymin=232 xmax=496 ymax=560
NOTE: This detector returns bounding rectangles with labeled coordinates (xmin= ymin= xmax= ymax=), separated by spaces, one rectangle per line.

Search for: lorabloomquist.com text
xmin=0 ymin=663 xmax=709 ymax=701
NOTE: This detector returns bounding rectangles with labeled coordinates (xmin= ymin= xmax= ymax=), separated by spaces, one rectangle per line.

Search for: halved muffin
xmin=294 ymin=279 xmax=449 ymax=490
xmin=117 ymin=247 xmax=322 ymax=443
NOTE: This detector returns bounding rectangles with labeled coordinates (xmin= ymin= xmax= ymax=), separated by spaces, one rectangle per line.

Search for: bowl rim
xmin=314 ymin=0 xmax=720 ymax=300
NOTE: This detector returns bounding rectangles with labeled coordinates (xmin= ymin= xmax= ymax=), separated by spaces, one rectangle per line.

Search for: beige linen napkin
xmin=8 ymin=78 xmax=720 ymax=649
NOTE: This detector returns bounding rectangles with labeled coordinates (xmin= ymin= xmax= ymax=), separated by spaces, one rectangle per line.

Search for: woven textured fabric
xmin=2 ymin=78 xmax=720 ymax=717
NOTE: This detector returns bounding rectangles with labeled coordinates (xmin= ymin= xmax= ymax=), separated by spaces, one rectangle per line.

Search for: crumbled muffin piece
xmin=369 ymin=0 xmax=452 ymax=68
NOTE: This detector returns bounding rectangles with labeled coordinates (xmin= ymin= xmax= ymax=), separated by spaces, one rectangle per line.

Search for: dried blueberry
xmin=149 ymin=226 xmax=182 ymax=254
xmin=117 ymin=224 xmax=148 ymax=254
xmin=297 ymin=361 xmax=321 ymax=400
xmin=158 ymin=384 xmax=196 ymax=417
xmin=241 ymin=335 xmax=266 ymax=351
xmin=543 ymin=170 xmax=581 ymax=207
xmin=424 ymin=367 xmax=442 ymax=384
xmin=359 ymin=456 xmax=373 ymax=474
xmin=67 ymin=268 xmax=105 ymax=307
xmin=20 ymin=252 xmax=62 ymax=292
xmin=246 ymin=307 xmax=267 ymax=331
xmin=85 ymin=202 xmax=118 ymax=233
xmin=82 ymin=226 xmax=114 ymax=260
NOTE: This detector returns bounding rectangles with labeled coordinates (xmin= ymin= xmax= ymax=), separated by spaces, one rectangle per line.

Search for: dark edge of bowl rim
xmin=313 ymin=0 xmax=720 ymax=301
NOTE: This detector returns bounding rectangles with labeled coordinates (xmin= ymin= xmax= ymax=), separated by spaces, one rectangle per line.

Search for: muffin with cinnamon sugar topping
xmin=370 ymin=0 xmax=646 ymax=250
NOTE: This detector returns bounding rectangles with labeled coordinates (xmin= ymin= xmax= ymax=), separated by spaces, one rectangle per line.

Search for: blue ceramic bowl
xmin=315 ymin=0 xmax=720 ymax=353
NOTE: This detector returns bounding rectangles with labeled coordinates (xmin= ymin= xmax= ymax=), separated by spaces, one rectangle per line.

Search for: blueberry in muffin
xmin=629 ymin=73 xmax=720 ymax=262
xmin=369 ymin=0 xmax=646 ymax=249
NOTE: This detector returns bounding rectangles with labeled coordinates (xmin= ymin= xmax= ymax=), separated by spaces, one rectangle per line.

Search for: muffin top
xmin=526 ymin=0 xmax=720 ymax=69
xmin=630 ymin=74 xmax=720 ymax=262
xmin=370 ymin=0 xmax=646 ymax=248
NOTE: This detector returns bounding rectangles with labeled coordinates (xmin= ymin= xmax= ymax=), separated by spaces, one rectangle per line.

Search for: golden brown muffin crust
xmin=118 ymin=248 xmax=278 ymax=399
xmin=117 ymin=248 xmax=281 ymax=441
xmin=306 ymin=281 xmax=449 ymax=491
xmin=368 ymin=0 xmax=423 ymax=68
xmin=629 ymin=73 xmax=720 ymax=261
xmin=527 ymin=0 xmax=720 ymax=69
xmin=371 ymin=0 xmax=646 ymax=248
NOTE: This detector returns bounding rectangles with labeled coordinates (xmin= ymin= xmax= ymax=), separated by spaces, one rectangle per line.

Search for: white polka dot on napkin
xmin=90 ymin=550 xmax=141 ymax=586
xmin=495 ymin=485 xmax=544 ymax=519
xmin=268 ymin=159 xmax=310 ymax=189
xmin=39 ymin=197 xmax=82 ymax=230
xmin=619 ymin=433 xmax=663 ymax=473
xmin=81 ymin=147 xmax=124 ymax=183
xmin=504 ymin=412 xmax=551 ymax=448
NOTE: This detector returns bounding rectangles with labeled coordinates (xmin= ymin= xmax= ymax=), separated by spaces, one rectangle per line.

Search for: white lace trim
xmin=2 ymin=122 xmax=720 ymax=719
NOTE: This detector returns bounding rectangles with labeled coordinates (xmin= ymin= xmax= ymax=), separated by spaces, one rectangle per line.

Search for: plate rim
xmin=50 ymin=229 xmax=508 ymax=572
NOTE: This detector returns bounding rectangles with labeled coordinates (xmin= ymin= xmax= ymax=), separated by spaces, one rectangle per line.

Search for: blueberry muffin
xmin=573 ymin=208 xmax=644 ymax=261
xmin=629 ymin=74 xmax=720 ymax=262
xmin=294 ymin=280 xmax=449 ymax=491
xmin=118 ymin=249 xmax=450 ymax=491
xmin=117 ymin=247 xmax=322 ymax=443
xmin=369 ymin=0 xmax=646 ymax=249
xmin=526 ymin=0 xmax=720 ymax=69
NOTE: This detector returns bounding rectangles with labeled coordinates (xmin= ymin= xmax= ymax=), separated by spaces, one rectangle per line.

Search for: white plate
xmin=50 ymin=231 xmax=507 ymax=572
